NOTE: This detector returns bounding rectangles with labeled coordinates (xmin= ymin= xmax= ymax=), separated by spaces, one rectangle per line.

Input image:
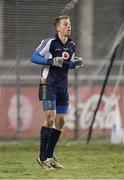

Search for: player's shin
xmin=46 ymin=128 xmax=61 ymax=158
xmin=39 ymin=126 xmax=51 ymax=161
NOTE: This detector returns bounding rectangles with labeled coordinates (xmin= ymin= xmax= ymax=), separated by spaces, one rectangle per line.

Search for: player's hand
xmin=51 ymin=57 xmax=63 ymax=67
xmin=74 ymin=56 xmax=84 ymax=68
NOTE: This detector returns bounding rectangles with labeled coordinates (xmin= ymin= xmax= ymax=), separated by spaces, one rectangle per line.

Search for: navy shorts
xmin=39 ymin=84 xmax=69 ymax=114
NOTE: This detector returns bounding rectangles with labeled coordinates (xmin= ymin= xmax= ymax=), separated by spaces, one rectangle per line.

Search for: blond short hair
xmin=54 ymin=15 xmax=70 ymax=26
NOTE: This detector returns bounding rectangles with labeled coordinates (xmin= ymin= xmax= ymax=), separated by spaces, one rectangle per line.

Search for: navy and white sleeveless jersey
xmin=36 ymin=34 xmax=76 ymax=87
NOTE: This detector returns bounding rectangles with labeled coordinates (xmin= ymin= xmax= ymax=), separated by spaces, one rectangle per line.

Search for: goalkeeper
xmin=31 ymin=15 xmax=84 ymax=170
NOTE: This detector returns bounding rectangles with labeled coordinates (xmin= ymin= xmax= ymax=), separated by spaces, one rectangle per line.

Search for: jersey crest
xmin=62 ymin=52 xmax=69 ymax=60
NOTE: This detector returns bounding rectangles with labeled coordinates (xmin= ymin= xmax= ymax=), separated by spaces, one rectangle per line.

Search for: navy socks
xmin=39 ymin=126 xmax=51 ymax=161
xmin=46 ymin=128 xmax=61 ymax=158
xmin=40 ymin=127 xmax=61 ymax=160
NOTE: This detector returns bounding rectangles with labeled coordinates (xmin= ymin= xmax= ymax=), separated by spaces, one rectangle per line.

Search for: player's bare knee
xmin=58 ymin=119 xmax=65 ymax=130
xmin=47 ymin=119 xmax=54 ymax=127
xmin=55 ymin=115 xmax=65 ymax=130
xmin=45 ymin=110 xmax=56 ymax=128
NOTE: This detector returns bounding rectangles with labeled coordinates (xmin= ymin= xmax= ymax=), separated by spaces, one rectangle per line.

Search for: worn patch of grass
xmin=0 ymin=139 xmax=124 ymax=179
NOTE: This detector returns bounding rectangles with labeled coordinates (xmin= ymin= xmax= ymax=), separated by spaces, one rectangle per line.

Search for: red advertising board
xmin=0 ymin=86 xmax=124 ymax=138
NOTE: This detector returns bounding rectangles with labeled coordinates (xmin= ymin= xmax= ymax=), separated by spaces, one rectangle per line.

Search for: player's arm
xmin=31 ymin=51 xmax=63 ymax=67
xmin=69 ymin=53 xmax=84 ymax=69
xmin=31 ymin=51 xmax=50 ymax=65
xmin=31 ymin=39 xmax=63 ymax=67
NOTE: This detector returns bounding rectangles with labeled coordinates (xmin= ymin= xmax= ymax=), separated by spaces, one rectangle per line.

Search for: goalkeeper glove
xmin=49 ymin=57 xmax=63 ymax=68
xmin=74 ymin=56 xmax=84 ymax=68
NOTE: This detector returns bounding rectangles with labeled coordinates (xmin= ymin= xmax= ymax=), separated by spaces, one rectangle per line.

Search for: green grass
xmin=0 ymin=139 xmax=124 ymax=179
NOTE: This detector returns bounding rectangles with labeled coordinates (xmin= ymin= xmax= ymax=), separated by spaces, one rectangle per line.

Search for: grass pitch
xmin=0 ymin=139 xmax=124 ymax=179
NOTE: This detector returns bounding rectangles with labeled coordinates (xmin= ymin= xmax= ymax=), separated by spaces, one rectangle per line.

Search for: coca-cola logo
xmin=66 ymin=94 xmax=120 ymax=130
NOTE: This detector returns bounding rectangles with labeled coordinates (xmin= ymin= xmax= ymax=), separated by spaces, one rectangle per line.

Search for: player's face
xmin=57 ymin=18 xmax=71 ymax=37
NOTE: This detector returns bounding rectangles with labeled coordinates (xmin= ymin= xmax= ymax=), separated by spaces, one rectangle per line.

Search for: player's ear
xmin=56 ymin=24 xmax=60 ymax=32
